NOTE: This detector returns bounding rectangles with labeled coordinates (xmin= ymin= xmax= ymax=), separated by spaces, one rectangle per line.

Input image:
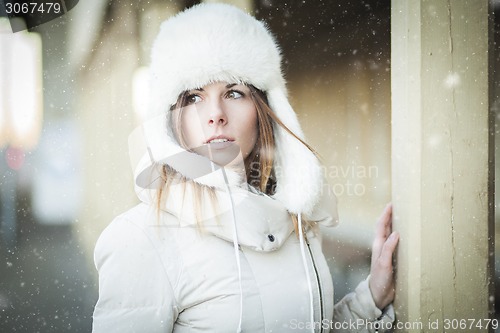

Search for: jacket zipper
xmin=305 ymin=236 xmax=324 ymax=333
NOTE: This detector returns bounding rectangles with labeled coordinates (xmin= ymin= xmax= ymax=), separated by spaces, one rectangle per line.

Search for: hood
xmin=130 ymin=3 xmax=334 ymax=217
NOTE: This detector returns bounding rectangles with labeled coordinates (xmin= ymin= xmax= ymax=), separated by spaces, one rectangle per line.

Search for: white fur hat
xmin=138 ymin=3 xmax=324 ymax=216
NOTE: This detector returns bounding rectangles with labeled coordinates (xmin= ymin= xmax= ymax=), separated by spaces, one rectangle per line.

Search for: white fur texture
xmin=149 ymin=3 xmax=284 ymax=115
xmin=140 ymin=3 xmax=323 ymax=215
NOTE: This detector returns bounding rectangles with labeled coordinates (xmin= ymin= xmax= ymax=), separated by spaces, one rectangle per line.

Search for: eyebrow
xmin=191 ymin=83 xmax=238 ymax=92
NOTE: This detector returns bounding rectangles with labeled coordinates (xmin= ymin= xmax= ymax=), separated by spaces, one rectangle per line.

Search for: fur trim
xmin=149 ymin=3 xmax=284 ymax=115
xmin=267 ymin=88 xmax=323 ymax=215
xmin=136 ymin=3 xmax=324 ymax=215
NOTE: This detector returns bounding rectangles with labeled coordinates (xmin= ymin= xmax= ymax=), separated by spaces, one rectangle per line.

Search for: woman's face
xmin=174 ymin=81 xmax=258 ymax=166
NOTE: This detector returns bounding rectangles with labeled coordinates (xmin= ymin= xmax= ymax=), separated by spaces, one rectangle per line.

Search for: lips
xmin=208 ymin=138 xmax=229 ymax=143
xmin=205 ymin=135 xmax=234 ymax=144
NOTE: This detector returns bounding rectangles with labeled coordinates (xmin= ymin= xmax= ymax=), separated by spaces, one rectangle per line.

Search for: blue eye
xmin=226 ymin=90 xmax=243 ymax=99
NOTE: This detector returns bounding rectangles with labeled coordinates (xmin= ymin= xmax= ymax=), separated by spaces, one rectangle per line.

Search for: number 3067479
xmin=5 ymin=2 xmax=62 ymax=14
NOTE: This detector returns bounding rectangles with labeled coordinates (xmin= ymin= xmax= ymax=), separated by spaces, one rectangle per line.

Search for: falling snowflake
xmin=444 ymin=72 xmax=461 ymax=88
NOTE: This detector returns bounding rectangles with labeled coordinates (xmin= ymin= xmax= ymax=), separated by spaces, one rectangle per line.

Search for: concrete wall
xmin=392 ymin=0 xmax=492 ymax=329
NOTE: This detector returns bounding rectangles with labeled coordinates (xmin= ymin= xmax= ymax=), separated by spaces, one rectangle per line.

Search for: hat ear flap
xmin=266 ymin=88 xmax=322 ymax=215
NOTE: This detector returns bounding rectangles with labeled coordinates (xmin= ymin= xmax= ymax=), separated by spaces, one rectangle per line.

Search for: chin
xmin=191 ymin=142 xmax=242 ymax=167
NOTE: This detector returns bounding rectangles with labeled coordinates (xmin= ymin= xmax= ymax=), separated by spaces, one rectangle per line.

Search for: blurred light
xmin=0 ymin=18 xmax=43 ymax=150
xmin=5 ymin=146 xmax=25 ymax=170
xmin=444 ymin=72 xmax=461 ymax=89
xmin=132 ymin=66 xmax=149 ymax=124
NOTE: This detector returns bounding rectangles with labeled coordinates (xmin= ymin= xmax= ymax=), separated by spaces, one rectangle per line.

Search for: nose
xmin=207 ymin=100 xmax=227 ymax=126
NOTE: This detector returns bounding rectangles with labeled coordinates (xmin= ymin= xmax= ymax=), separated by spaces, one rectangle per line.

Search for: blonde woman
xmin=92 ymin=4 xmax=399 ymax=333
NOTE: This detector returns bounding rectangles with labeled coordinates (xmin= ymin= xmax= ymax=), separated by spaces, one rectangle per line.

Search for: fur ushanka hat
xmin=136 ymin=3 xmax=325 ymax=216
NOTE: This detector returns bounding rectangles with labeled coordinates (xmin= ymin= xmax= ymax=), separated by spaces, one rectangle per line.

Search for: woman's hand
xmin=368 ymin=203 xmax=399 ymax=310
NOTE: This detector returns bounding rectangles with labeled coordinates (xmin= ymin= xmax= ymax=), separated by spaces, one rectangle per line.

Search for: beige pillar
xmin=391 ymin=1 xmax=493 ymax=332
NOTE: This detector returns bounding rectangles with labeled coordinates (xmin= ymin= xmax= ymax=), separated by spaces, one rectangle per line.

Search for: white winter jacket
xmin=93 ymin=4 xmax=396 ymax=330
xmin=92 ymin=175 xmax=394 ymax=333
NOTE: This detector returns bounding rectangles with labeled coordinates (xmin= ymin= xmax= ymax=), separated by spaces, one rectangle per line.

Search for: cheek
xmin=240 ymin=109 xmax=259 ymax=156
xmin=249 ymin=118 xmax=259 ymax=146
xmin=179 ymin=109 xmax=204 ymax=148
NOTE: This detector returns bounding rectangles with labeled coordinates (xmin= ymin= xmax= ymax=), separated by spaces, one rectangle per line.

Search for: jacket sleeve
xmin=92 ymin=216 xmax=179 ymax=333
xmin=332 ymin=278 xmax=395 ymax=333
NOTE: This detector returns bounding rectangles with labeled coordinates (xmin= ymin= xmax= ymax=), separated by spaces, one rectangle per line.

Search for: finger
xmin=375 ymin=203 xmax=392 ymax=240
xmin=378 ymin=231 xmax=399 ymax=268
xmin=372 ymin=238 xmax=384 ymax=266
xmin=382 ymin=204 xmax=393 ymax=236
xmin=372 ymin=204 xmax=392 ymax=260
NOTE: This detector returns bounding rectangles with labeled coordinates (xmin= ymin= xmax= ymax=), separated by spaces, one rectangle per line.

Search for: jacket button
xmin=268 ymin=234 xmax=275 ymax=242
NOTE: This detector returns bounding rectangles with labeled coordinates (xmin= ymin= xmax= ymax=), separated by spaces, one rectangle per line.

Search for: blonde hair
xmin=157 ymin=85 xmax=317 ymax=234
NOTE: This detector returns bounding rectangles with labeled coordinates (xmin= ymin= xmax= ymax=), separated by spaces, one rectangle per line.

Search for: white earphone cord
xmin=221 ymin=167 xmax=243 ymax=333
xmin=221 ymin=164 xmax=313 ymax=333
xmin=298 ymin=213 xmax=315 ymax=333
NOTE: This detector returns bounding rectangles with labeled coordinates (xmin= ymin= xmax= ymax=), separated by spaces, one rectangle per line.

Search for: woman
xmin=92 ymin=3 xmax=399 ymax=333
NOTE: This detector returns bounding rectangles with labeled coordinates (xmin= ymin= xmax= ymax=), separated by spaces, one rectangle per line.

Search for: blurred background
xmin=0 ymin=0 xmax=498 ymax=332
